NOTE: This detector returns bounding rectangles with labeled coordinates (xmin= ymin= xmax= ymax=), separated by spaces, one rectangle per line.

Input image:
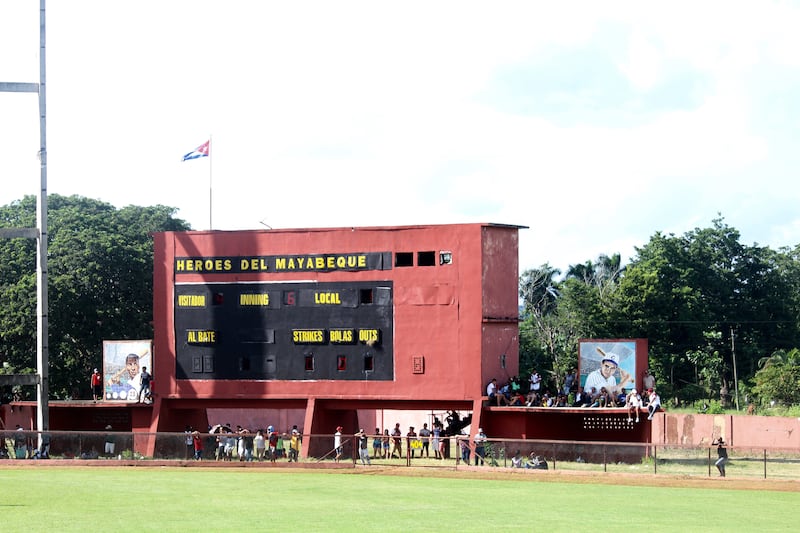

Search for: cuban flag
xmin=182 ymin=140 xmax=210 ymax=161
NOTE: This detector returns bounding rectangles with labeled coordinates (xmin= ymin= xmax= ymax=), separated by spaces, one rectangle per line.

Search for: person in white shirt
xmin=334 ymin=426 xmax=343 ymax=462
xmin=626 ymin=389 xmax=643 ymax=423
xmin=647 ymin=389 xmax=662 ymax=420
xmin=486 ymin=378 xmax=508 ymax=405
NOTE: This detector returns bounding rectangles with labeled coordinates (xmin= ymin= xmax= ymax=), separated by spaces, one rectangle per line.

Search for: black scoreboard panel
xmin=174 ymin=281 xmax=394 ymax=380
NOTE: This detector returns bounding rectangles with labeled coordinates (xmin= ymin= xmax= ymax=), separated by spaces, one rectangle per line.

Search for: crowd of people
xmin=486 ymin=368 xmax=662 ymax=421
xmin=186 ymin=423 xmax=302 ymax=462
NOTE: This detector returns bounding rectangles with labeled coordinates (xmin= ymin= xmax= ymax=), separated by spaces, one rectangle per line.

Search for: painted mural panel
xmin=579 ymin=340 xmax=637 ymax=395
xmin=103 ymin=340 xmax=153 ymax=402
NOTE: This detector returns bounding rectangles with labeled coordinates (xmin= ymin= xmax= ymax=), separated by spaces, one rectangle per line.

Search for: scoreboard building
xmin=147 ymin=222 xmax=524 ymax=456
xmin=4 ymin=222 xmax=659 ymax=459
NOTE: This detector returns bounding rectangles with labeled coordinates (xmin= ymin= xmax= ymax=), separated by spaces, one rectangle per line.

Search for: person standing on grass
xmin=714 ymin=437 xmax=728 ymax=477
xmin=372 ymin=428 xmax=382 ymax=459
xmin=334 ymin=426 xmax=343 ymax=462
xmin=289 ymin=429 xmax=301 ymax=462
xmin=267 ymin=426 xmax=279 ymax=463
xmin=431 ymin=422 xmax=441 ymax=459
xmin=459 ymin=435 xmax=470 ymax=464
xmin=192 ymin=430 xmax=203 ymax=460
xmin=406 ymin=426 xmax=418 ymax=458
xmin=356 ymin=429 xmax=371 ymax=465
xmin=473 ymin=428 xmax=487 ymax=466
xmin=418 ymin=423 xmax=432 ymax=458
xmin=382 ymin=429 xmax=391 ymax=458
xmin=184 ymin=426 xmax=194 ymax=459
xmin=254 ymin=429 xmax=266 ymax=461
xmin=390 ymin=423 xmax=403 ymax=459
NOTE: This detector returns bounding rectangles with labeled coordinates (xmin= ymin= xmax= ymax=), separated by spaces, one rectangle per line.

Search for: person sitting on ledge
xmin=487 ymin=378 xmax=509 ymax=406
xmin=626 ymin=389 xmax=642 ymax=423
xmin=508 ymin=390 xmax=526 ymax=406
xmin=647 ymin=389 xmax=662 ymax=420
xmin=573 ymin=387 xmax=591 ymax=407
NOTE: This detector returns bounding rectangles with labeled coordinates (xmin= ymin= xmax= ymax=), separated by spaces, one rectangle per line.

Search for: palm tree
xmin=519 ymin=264 xmax=561 ymax=316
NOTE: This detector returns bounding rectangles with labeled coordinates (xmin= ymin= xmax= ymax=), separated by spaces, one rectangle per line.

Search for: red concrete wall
xmin=480 ymin=226 xmax=521 ymax=388
xmin=652 ymin=412 xmax=800 ymax=449
xmin=152 ymin=223 xmax=521 ymax=406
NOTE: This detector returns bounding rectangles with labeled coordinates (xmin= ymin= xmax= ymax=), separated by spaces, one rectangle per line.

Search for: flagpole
xmin=208 ymin=134 xmax=213 ymax=230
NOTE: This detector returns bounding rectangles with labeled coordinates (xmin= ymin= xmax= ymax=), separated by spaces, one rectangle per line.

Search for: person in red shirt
xmin=192 ymin=431 xmax=204 ymax=460
xmin=90 ymin=368 xmax=102 ymax=401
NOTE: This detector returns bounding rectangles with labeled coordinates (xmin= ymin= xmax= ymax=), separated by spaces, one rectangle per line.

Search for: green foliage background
xmin=2 ymin=197 xmax=799 ymax=409
xmin=519 ymin=218 xmax=800 ymax=409
xmin=0 ymin=195 xmax=190 ymax=400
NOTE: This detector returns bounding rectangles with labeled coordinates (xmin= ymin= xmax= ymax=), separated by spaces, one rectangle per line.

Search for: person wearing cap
xmin=626 ymin=389 xmax=643 ymax=423
xmin=334 ymin=426 xmax=343 ymax=462
xmin=355 ymin=429 xmax=371 ymax=465
xmin=90 ymin=368 xmax=103 ymax=401
xmin=107 ymin=353 xmax=142 ymax=402
xmin=473 ymin=428 xmax=488 ymax=466
xmin=267 ymin=425 xmax=279 ymax=462
xmin=289 ymin=428 xmax=301 ymax=462
xmin=584 ymin=347 xmax=633 ymax=398
xmin=714 ymin=437 xmax=728 ymax=477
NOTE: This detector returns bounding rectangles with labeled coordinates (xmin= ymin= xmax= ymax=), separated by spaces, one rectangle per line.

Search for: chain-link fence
xmin=3 ymin=430 xmax=799 ymax=480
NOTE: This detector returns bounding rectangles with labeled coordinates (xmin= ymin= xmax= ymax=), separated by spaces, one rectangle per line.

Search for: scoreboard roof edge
xmin=155 ymin=222 xmax=529 ymax=236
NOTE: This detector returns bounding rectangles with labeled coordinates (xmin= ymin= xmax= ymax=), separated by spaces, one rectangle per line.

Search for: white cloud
xmin=2 ymin=1 xmax=799 ymax=273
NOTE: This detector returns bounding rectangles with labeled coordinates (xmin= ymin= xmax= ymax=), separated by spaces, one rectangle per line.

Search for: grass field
xmin=1 ymin=466 xmax=798 ymax=532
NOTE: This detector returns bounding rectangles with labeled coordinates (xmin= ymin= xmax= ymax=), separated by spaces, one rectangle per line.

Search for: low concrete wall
xmin=652 ymin=412 xmax=800 ymax=448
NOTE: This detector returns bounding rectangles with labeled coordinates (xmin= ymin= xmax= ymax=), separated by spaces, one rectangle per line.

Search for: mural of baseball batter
xmin=103 ymin=340 xmax=152 ymax=402
xmin=579 ymin=340 xmax=637 ymax=396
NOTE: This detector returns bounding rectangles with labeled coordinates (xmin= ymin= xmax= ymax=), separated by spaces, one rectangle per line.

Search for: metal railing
xmin=3 ymin=430 xmax=798 ymax=480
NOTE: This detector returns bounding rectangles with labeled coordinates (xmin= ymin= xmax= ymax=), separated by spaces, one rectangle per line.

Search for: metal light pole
xmin=0 ymin=0 xmax=49 ymax=433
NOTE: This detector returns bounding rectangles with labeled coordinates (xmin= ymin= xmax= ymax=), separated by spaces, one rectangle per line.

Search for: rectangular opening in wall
xmin=304 ymin=354 xmax=314 ymax=372
xmin=337 ymin=355 xmax=347 ymax=371
xmin=265 ymin=355 xmax=277 ymax=374
xmin=359 ymin=288 xmax=373 ymax=304
xmin=239 ymin=356 xmax=251 ymax=371
xmin=242 ymin=329 xmax=274 ymax=343
xmin=212 ymin=293 xmax=224 ymax=305
xmin=364 ymin=354 xmax=374 ymax=372
xmin=417 ymin=251 xmax=435 ymax=266
xmin=395 ymin=252 xmax=413 ymax=267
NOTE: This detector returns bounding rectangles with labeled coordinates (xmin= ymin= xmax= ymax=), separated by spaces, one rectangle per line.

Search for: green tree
xmin=519 ymin=256 xmax=622 ymax=391
xmin=752 ymin=348 xmax=800 ymax=406
xmin=610 ymin=217 xmax=800 ymax=400
xmin=0 ymin=195 xmax=190 ymax=399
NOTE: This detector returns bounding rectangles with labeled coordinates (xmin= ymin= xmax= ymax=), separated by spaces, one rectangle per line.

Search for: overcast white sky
xmin=2 ymin=1 xmax=799 ymax=273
